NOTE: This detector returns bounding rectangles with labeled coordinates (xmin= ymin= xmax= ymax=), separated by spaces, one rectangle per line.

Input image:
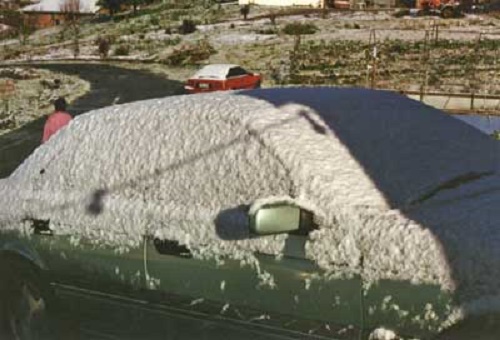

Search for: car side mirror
xmin=249 ymin=203 xmax=315 ymax=236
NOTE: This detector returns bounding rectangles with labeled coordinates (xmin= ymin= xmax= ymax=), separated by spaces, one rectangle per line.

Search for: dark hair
xmin=54 ymin=97 xmax=67 ymax=112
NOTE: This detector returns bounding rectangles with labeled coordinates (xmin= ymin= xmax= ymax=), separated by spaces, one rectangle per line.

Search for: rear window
xmin=227 ymin=67 xmax=248 ymax=78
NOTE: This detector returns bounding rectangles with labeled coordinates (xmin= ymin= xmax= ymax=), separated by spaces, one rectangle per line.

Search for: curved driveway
xmin=0 ymin=63 xmax=184 ymax=178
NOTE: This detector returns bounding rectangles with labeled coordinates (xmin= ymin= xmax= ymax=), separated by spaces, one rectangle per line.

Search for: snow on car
xmin=184 ymin=64 xmax=262 ymax=94
xmin=0 ymin=87 xmax=500 ymax=339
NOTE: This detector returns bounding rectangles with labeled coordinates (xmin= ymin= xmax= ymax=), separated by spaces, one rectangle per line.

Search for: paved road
xmin=0 ymin=63 xmax=184 ymax=178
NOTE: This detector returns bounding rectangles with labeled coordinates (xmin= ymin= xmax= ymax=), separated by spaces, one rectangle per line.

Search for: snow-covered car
xmin=184 ymin=64 xmax=262 ymax=94
xmin=1 ymin=87 xmax=500 ymax=340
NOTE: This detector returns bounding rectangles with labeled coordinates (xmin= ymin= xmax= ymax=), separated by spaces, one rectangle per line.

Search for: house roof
xmin=21 ymin=0 xmax=99 ymax=13
xmin=191 ymin=64 xmax=240 ymax=80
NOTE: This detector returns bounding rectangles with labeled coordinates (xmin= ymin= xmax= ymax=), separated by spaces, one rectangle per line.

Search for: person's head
xmin=54 ymin=97 xmax=67 ymax=112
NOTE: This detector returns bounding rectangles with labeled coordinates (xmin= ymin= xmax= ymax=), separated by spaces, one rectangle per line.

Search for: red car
xmin=184 ymin=64 xmax=262 ymax=94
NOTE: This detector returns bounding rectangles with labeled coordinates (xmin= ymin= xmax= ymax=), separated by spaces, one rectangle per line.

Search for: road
xmin=0 ymin=63 xmax=184 ymax=178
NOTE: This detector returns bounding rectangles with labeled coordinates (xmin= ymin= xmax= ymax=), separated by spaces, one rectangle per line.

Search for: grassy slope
xmin=2 ymin=1 xmax=500 ymax=91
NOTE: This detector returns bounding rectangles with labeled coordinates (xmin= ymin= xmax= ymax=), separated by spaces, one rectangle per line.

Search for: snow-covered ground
xmin=0 ymin=67 xmax=90 ymax=135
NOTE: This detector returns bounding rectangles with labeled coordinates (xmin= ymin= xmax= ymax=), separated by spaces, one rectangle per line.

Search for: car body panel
xmin=0 ymin=229 xmax=47 ymax=270
xmin=145 ymin=235 xmax=363 ymax=339
xmin=64 ymin=284 xmax=341 ymax=340
xmin=363 ymin=280 xmax=454 ymax=339
xmin=0 ymin=227 xmax=363 ymax=339
xmin=28 ymin=233 xmax=145 ymax=295
xmin=4 ymin=226 xmax=148 ymax=335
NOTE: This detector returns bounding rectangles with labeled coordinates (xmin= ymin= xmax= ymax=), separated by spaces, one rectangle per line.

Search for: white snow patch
xmin=369 ymin=327 xmax=398 ymax=340
xmin=212 ymin=33 xmax=277 ymax=45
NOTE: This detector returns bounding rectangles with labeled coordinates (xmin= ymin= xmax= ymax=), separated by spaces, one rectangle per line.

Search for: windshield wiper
xmin=409 ymin=172 xmax=492 ymax=206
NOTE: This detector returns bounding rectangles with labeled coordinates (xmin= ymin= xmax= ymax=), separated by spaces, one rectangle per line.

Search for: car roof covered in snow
xmin=3 ymin=87 xmax=498 ymax=211
xmin=190 ymin=64 xmax=240 ymax=80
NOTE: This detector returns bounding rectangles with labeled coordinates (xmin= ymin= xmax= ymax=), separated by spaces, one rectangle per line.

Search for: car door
xmin=258 ymin=233 xmax=363 ymax=338
xmin=363 ymin=278 xmax=454 ymax=339
xmin=144 ymin=225 xmax=363 ymax=339
xmin=25 ymin=219 xmax=148 ymax=336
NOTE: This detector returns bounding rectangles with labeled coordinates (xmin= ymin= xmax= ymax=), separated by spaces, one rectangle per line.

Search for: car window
xmin=227 ymin=67 xmax=248 ymax=78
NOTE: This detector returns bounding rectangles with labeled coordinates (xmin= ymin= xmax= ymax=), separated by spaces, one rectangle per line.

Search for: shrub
xmin=150 ymin=15 xmax=160 ymax=26
xmin=269 ymin=13 xmax=277 ymax=25
xmin=178 ymin=19 xmax=197 ymax=35
xmin=127 ymin=24 xmax=137 ymax=35
xmin=1 ymin=48 xmax=22 ymax=61
xmin=170 ymin=9 xmax=188 ymax=21
xmin=114 ymin=44 xmax=130 ymax=56
xmin=257 ymin=28 xmax=277 ymax=35
xmin=393 ymin=9 xmax=410 ymax=17
xmin=96 ymin=36 xmax=110 ymax=58
xmin=165 ymin=36 xmax=181 ymax=46
xmin=162 ymin=40 xmax=215 ymax=66
xmin=282 ymin=22 xmax=318 ymax=35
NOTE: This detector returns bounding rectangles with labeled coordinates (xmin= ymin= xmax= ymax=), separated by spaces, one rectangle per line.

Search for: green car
xmin=1 ymin=88 xmax=500 ymax=340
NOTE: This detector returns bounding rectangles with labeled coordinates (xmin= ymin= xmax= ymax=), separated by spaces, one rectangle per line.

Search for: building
xmin=21 ymin=0 xmax=98 ymax=28
xmin=239 ymin=0 xmax=327 ymax=7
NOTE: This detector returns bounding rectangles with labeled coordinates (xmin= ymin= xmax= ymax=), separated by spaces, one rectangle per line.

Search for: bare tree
xmin=60 ymin=0 xmax=82 ymax=58
xmin=240 ymin=4 xmax=250 ymax=20
xmin=18 ymin=14 xmax=37 ymax=45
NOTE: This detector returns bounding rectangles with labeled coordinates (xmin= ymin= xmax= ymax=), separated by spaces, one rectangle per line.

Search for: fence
xmin=287 ymin=21 xmax=500 ymax=114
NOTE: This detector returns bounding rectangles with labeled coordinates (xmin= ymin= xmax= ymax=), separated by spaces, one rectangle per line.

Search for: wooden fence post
xmin=368 ymin=29 xmax=377 ymax=89
xmin=419 ymin=30 xmax=431 ymax=102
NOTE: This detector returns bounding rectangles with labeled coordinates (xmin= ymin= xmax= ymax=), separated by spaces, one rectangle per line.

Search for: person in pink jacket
xmin=42 ymin=97 xmax=72 ymax=143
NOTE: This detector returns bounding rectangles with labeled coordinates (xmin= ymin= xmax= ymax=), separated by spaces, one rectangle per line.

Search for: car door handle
xmin=153 ymin=238 xmax=191 ymax=258
xmin=31 ymin=219 xmax=53 ymax=236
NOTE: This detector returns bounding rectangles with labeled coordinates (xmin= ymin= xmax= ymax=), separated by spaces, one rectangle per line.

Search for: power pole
xmin=470 ymin=31 xmax=483 ymax=111
xmin=419 ymin=30 xmax=431 ymax=102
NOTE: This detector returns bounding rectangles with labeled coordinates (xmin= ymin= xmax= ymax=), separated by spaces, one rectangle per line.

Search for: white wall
xmin=239 ymin=0 xmax=324 ymax=7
